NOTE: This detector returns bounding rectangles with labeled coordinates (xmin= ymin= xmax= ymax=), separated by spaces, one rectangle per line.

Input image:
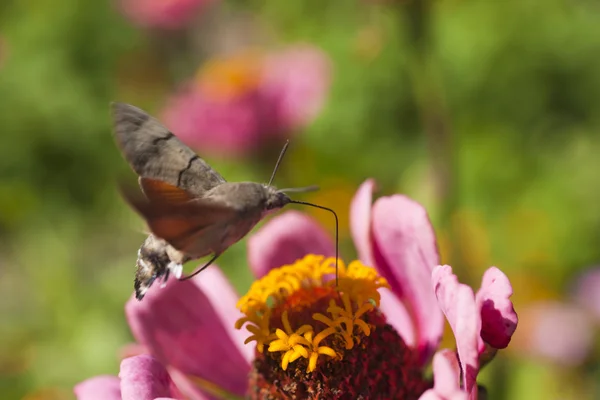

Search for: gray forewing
xmin=111 ymin=102 xmax=226 ymax=196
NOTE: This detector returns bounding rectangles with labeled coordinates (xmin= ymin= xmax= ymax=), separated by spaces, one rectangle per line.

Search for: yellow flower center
xmin=195 ymin=51 xmax=263 ymax=100
xmin=235 ymin=254 xmax=389 ymax=373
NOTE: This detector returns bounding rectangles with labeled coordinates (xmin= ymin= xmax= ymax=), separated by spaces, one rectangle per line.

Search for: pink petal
xmin=119 ymin=355 xmax=177 ymax=400
xmin=418 ymin=391 xmax=442 ymax=400
xmin=419 ymin=350 xmax=468 ymax=400
xmin=431 ymin=350 xmax=462 ymax=395
xmin=418 ymin=392 xmax=443 ymax=400
xmin=167 ymin=368 xmax=211 ymax=400
xmin=349 ymin=179 xmax=376 ymax=267
xmin=74 ymin=376 xmax=121 ymax=400
xmin=433 ymin=265 xmax=480 ymax=399
xmin=419 ymin=389 xmax=468 ymax=400
xmin=194 ymin=267 xmax=254 ymax=363
xmin=125 ymin=267 xmax=250 ymax=398
xmin=378 ymin=287 xmax=416 ymax=347
xmin=475 ymin=267 xmax=518 ymax=349
xmin=247 ymin=210 xmax=335 ymax=278
xmin=371 ymin=195 xmax=444 ymax=362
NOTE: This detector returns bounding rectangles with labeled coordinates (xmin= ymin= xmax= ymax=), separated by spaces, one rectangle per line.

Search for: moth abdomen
xmin=134 ymin=235 xmax=171 ymax=300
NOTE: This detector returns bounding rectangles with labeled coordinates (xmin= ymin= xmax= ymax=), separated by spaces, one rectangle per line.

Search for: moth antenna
xmin=279 ymin=185 xmax=320 ymax=194
xmin=289 ymin=200 xmax=340 ymax=286
xmin=268 ymin=140 xmax=290 ymax=186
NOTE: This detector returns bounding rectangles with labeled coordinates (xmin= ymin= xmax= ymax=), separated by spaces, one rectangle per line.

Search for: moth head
xmin=263 ymin=185 xmax=291 ymax=212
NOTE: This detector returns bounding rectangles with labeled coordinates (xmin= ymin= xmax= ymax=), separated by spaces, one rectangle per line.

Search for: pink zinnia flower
xmin=75 ymin=179 xmax=517 ymax=399
xmin=119 ymin=0 xmax=213 ymax=30
xmin=162 ymin=45 xmax=331 ymax=157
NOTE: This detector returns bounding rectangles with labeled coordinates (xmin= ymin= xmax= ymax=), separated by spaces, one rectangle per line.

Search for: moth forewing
xmin=111 ymin=102 xmax=226 ymax=196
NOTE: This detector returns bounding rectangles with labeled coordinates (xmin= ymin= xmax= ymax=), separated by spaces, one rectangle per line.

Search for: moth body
xmin=132 ymin=182 xmax=290 ymax=299
xmin=112 ymin=102 xmax=296 ymax=300
xmin=201 ymin=182 xmax=291 ymax=251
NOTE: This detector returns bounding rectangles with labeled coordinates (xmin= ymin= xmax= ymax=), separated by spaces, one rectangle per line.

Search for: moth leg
xmin=159 ymin=268 xmax=171 ymax=288
xmin=179 ymin=253 xmax=220 ymax=281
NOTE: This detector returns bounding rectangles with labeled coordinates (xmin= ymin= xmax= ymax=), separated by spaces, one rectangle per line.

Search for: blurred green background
xmin=2 ymin=0 xmax=600 ymax=398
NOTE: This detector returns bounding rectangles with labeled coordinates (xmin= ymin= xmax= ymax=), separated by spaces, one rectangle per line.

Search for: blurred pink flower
xmin=515 ymin=301 xmax=594 ymax=367
xmin=510 ymin=266 xmax=600 ymax=367
xmin=75 ymin=179 xmax=516 ymax=399
xmin=259 ymin=45 xmax=332 ymax=132
xmin=162 ymin=45 xmax=331 ymax=157
xmin=573 ymin=266 xmax=600 ymax=321
xmin=119 ymin=0 xmax=212 ymax=29
xmin=162 ymin=83 xmax=267 ymax=157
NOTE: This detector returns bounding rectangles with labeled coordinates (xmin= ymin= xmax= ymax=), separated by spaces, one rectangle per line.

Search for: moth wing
xmin=111 ymin=102 xmax=226 ymax=197
xmin=120 ymin=182 xmax=235 ymax=255
xmin=139 ymin=177 xmax=195 ymax=205
xmin=163 ymin=219 xmax=231 ymax=258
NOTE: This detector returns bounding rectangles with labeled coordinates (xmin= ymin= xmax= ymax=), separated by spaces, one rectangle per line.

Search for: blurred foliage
xmin=1 ymin=0 xmax=600 ymax=398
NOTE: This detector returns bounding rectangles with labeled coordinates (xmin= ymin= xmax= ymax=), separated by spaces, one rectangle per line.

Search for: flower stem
xmin=398 ymin=0 xmax=457 ymax=225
